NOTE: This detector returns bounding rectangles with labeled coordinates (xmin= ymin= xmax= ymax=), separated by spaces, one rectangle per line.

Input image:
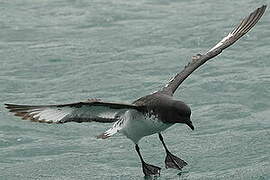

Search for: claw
xmin=165 ymin=151 xmax=187 ymax=170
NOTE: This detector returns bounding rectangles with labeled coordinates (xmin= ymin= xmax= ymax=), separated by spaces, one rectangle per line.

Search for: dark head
xmin=142 ymin=93 xmax=194 ymax=130
xmin=171 ymin=100 xmax=194 ymax=130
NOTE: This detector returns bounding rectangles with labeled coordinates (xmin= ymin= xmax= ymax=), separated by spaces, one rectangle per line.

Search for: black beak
xmin=186 ymin=120 xmax=194 ymax=130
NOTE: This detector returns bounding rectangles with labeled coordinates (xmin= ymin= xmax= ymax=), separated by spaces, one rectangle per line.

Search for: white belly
xmin=119 ymin=110 xmax=173 ymax=143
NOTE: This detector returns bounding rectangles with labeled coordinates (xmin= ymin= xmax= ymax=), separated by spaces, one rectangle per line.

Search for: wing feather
xmin=160 ymin=5 xmax=266 ymax=96
xmin=5 ymin=100 xmax=143 ymax=124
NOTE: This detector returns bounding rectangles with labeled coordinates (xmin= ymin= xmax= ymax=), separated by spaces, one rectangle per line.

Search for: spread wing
xmin=160 ymin=5 xmax=266 ymax=96
xmin=5 ymin=100 xmax=143 ymax=124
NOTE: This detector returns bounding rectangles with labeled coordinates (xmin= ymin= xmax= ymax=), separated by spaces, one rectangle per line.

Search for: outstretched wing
xmin=5 ymin=100 xmax=143 ymax=124
xmin=160 ymin=5 xmax=266 ymax=96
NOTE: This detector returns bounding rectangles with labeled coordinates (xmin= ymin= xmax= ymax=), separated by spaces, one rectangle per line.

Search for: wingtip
xmin=257 ymin=5 xmax=267 ymax=16
xmin=4 ymin=103 xmax=14 ymax=110
xmin=260 ymin=5 xmax=267 ymax=13
xmin=4 ymin=103 xmax=26 ymax=111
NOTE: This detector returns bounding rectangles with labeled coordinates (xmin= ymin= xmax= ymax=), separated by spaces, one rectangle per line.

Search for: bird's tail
xmin=97 ymin=119 xmax=124 ymax=139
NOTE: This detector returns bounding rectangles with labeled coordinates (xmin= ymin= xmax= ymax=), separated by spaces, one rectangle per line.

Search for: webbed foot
xmin=165 ymin=151 xmax=187 ymax=170
xmin=142 ymin=161 xmax=161 ymax=176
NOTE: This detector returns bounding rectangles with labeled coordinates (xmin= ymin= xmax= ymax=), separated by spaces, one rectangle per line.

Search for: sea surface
xmin=0 ymin=0 xmax=269 ymax=179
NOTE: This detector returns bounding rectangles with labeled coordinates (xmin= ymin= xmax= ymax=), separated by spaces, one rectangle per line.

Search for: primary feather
xmin=160 ymin=5 xmax=266 ymax=96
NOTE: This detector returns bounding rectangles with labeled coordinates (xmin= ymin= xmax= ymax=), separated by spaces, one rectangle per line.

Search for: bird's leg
xmin=135 ymin=144 xmax=161 ymax=176
xmin=158 ymin=133 xmax=187 ymax=170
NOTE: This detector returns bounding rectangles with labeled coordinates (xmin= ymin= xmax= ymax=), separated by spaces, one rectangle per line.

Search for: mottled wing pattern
xmin=160 ymin=5 xmax=266 ymax=96
xmin=5 ymin=100 xmax=142 ymax=124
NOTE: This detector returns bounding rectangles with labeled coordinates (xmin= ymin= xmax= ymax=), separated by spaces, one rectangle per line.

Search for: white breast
xmin=119 ymin=110 xmax=173 ymax=143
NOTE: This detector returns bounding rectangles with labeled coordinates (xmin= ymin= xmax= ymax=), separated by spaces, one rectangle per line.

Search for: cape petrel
xmin=5 ymin=5 xmax=266 ymax=176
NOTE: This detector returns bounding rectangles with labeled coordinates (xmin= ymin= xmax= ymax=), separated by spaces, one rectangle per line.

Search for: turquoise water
xmin=1 ymin=0 xmax=270 ymax=179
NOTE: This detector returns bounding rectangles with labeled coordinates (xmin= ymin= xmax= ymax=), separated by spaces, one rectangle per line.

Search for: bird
xmin=5 ymin=5 xmax=266 ymax=177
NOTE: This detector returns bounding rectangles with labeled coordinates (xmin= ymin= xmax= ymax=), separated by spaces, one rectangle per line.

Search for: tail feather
xmin=97 ymin=127 xmax=118 ymax=139
xmin=97 ymin=119 xmax=124 ymax=139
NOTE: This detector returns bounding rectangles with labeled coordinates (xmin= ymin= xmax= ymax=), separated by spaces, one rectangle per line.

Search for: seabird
xmin=5 ymin=5 xmax=266 ymax=176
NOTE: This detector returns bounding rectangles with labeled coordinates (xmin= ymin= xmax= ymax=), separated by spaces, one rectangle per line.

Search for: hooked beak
xmin=186 ymin=119 xmax=194 ymax=130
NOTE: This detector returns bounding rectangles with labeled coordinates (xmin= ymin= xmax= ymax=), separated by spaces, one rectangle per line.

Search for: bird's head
xmin=171 ymin=100 xmax=194 ymax=130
